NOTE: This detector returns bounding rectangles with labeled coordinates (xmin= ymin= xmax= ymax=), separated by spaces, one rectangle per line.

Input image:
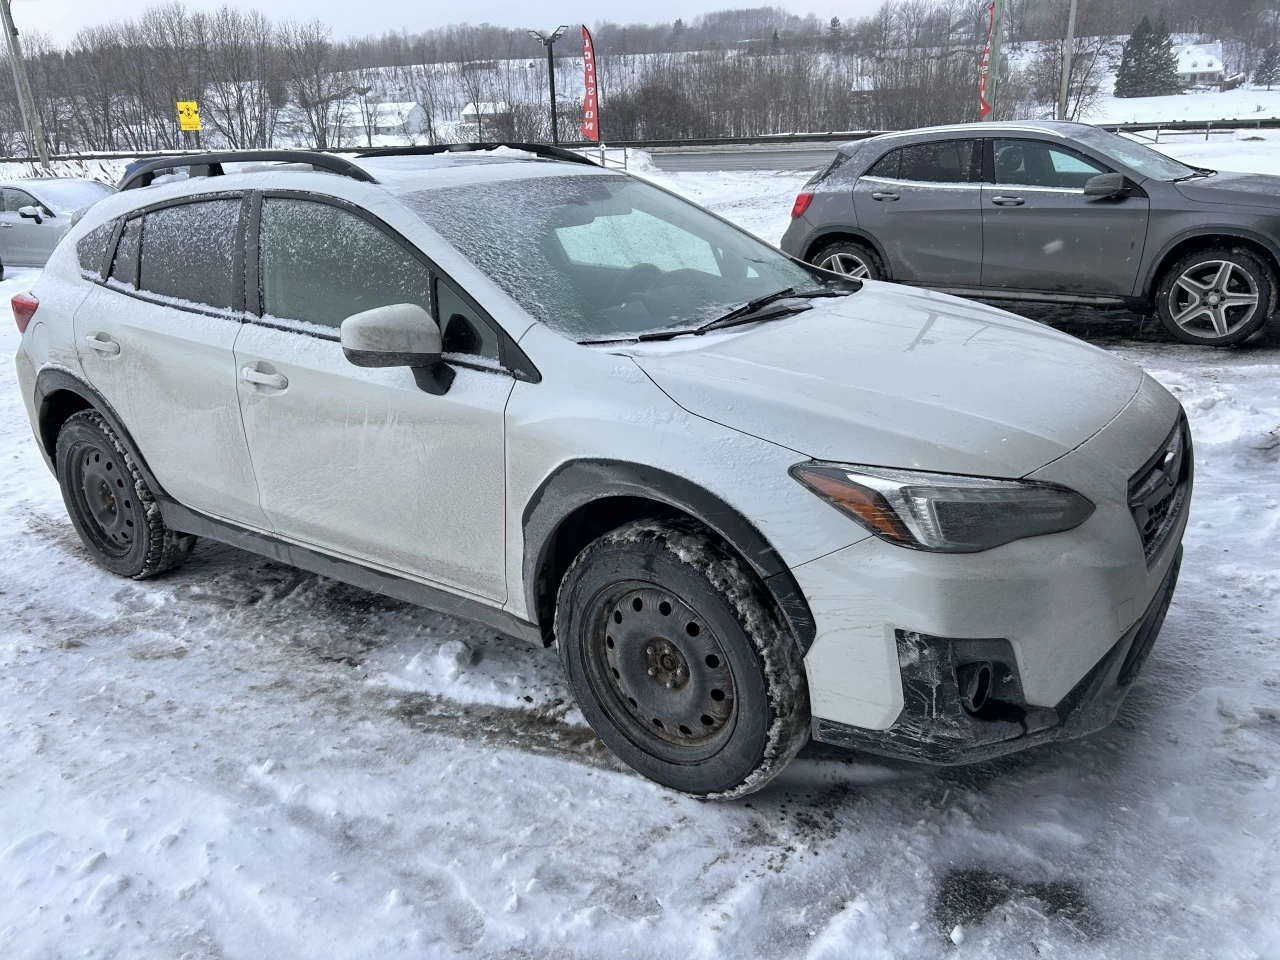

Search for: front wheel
xmin=556 ymin=520 xmax=809 ymax=799
xmin=1155 ymin=248 xmax=1275 ymax=346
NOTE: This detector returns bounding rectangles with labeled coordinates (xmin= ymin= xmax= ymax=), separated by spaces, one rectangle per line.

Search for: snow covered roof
xmin=1176 ymin=43 xmax=1223 ymax=76
xmin=460 ymin=101 xmax=511 ymax=117
xmin=372 ymin=102 xmax=422 ymax=125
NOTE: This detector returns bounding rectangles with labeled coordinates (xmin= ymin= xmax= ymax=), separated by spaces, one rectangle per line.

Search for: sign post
xmin=176 ymin=100 xmax=202 ymax=149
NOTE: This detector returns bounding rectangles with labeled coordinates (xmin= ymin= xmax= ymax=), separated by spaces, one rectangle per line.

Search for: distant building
xmin=370 ymin=102 xmax=428 ymax=137
xmin=460 ymin=101 xmax=512 ymax=127
xmin=1176 ymin=43 xmax=1224 ymax=87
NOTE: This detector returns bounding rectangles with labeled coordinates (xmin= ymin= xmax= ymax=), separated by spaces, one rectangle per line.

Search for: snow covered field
xmin=2 ymin=136 xmax=1280 ymax=960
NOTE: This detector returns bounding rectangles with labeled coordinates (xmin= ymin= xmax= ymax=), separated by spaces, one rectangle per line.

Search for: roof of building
xmin=1175 ymin=43 xmax=1223 ymax=75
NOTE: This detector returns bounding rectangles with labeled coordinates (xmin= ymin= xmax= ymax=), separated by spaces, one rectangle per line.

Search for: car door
xmin=851 ymin=138 xmax=983 ymax=285
xmin=233 ymin=194 xmax=512 ymax=601
xmin=0 ymin=187 xmax=55 ymax=266
xmin=980 ymin=138 xmax=1150 ymax=296
xmin=72 ymin=195 xmax=270 ymax=528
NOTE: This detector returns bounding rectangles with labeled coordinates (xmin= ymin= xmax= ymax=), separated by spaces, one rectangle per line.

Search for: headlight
xmin=790 ymin=462 xmax=1094 ymax=553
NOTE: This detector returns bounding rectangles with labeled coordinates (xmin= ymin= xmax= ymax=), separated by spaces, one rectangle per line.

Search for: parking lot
xmin=1 ymin=137 xmax=1278 ymax=959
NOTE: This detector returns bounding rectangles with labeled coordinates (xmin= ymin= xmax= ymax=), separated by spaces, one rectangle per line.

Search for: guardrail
xmin=0 ymin=117 xmax=1277 ymax=164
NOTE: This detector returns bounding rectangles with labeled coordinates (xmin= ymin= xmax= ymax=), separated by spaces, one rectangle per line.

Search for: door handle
xmin=870 ymin=192 xmax=900 ymax=202
xmin=1 ymin=223 xmax=13 ymax=230
xmin=991 ymin=196 xmax=1025 ymax=206
xmin=83 ymin=334 xmax=120 ymax=356
xmin=241 ymin=366 xmax=288 ymax=390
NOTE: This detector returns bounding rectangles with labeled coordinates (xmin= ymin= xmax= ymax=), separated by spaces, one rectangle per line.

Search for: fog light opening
xmin=957 ymin=661 xmax=993 ymax=716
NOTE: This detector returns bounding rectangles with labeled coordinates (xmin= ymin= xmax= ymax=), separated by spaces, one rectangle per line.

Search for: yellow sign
xmin=176 ymin=101 xmax=202 ymax=132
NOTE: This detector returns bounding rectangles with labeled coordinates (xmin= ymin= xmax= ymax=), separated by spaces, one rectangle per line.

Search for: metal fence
xmin=0 ymin=117 xmax=1277 ymax=165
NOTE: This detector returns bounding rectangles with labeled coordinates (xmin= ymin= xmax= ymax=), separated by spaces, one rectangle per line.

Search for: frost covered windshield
xmin=406 ymin=174 xmax=822 ymax=340
xmin=35 ymin=178 xmax=115 ymax=213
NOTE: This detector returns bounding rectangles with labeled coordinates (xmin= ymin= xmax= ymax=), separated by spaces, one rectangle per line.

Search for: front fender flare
xmin=522 ymin=459 xmax=818 ymax=653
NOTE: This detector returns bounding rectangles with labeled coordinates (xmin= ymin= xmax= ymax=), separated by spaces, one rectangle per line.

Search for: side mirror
xmin=1083 ymin=173 xmax=1129 ymax=199
xmin=340 ymin=302 xmax=454 ymax=395
xmin=17 ymin=205 xmax=43 ymax=224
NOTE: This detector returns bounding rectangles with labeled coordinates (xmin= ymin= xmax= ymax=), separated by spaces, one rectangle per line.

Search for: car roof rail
xmin=118 ymin=150 xmax=380 ymax=191
xmin=358 ymin=142 xmax=599 ymax=167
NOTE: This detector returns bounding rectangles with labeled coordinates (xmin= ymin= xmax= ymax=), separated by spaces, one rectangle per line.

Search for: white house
xmin=460 ymin=101 xmax=512 ymax=126
xmin=370 ymin=102 xmax=428 ymax=137
xmin=1176 ymin=43 xmax=1224 ymax=87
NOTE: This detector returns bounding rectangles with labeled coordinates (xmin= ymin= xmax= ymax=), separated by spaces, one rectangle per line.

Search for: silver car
xmin=781 ymin=120 xmax=1280 ymax=346
xmin=0 ymin=177 xmax=116 ymax=272
xmin=13 ymin=147 xmax=1189 ymax=798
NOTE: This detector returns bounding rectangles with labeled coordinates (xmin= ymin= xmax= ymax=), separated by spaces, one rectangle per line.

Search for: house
xmin=460 ymin=101 xmax=512 ymax=127
xmin=369 ymin=102 xmax=428 ymax=137
xmin=1176 ymin=43 xmax=1224 ymax=87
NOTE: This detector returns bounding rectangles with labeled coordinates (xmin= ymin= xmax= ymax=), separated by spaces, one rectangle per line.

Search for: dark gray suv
xmin=781 ymin=120 xmax=1280 ymax=346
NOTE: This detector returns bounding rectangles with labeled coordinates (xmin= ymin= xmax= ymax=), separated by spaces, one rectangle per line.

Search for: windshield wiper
xmin=1172 ymin=167 xmax=1216 ymax=182
xmin=577 ymin=285 xmax=851 ymax=346
xmin=694 ymin=286 xmax=846 ymax=335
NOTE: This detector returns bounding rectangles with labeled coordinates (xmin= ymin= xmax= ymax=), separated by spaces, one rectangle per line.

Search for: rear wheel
xmin=811 ymin=240 xmax=882 ymax=281
xmin=1155 ymin=248 xmax=1274 ymax=346
xmin=556 ymin=519 xmax=809 ymax=798
xmin=55 ymin=410 xmax=195 ymax=579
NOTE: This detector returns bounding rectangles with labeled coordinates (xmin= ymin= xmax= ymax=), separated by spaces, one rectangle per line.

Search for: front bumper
xmin=811 ymin=545 xmax=1181 ymax=764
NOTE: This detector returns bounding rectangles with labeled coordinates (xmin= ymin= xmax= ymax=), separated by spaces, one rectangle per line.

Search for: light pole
xmin=528 ymin=25 xmax=569 ymax=144
xmin=0 ymin=0 xmax=48 ymax=168
xmin=1056 ymin=0 xmax=1079 ymax=120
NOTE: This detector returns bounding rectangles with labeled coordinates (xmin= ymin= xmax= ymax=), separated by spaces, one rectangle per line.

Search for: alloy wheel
xmin=819 ymin=251 xmax=871 ymax=278
xmin=584 ymin=582 xmax=737 ymax=761
xmin=1168 ymin=259 xmax=1261 ymax=340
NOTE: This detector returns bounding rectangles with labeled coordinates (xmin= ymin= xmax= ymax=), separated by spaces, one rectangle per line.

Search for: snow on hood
xmin=1174 ymin=171 xmax=1280 ymax=210
xmin=629 ymin=283 xmax=1145 ymax=478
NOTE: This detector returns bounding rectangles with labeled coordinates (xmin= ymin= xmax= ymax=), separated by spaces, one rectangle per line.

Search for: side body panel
xmin=851 ymin=177 xmax=983 ymax=284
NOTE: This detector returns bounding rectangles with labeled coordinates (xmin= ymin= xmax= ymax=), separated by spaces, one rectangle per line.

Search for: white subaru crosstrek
xmin=13 ymin=146 xmax=1190 ymax=798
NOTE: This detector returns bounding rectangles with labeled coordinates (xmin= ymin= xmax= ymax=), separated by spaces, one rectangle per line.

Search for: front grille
xmin=1128 ymin=418 xmax=1191 ymax=564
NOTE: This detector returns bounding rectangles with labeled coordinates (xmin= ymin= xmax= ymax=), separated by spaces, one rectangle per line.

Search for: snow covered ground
xmin=2 ymin=135 xmax=1280 ymax=960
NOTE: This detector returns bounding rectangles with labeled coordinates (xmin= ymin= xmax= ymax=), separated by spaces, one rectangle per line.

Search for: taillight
xmin=12 ymin=293 xmax=38 ymax=334
xmin=790 ymin=192 xmax=814 ymax=219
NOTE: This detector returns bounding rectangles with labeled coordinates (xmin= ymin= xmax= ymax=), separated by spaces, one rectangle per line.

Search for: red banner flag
xmin=978 ymin=0 xmax=996 ymax=118
xmin=581 ymin=26 xmax=600 ymax=142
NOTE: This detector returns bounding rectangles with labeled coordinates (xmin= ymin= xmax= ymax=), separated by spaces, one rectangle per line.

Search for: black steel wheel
xmin=55 ymin=410 xmax=195 ymax=579
xmin=1156 ymin=248 xmax=1275 ymax=346
xmin=556 ymin=519 xmax=809 ymax=798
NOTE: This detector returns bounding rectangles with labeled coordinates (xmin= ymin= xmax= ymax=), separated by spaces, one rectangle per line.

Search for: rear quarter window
xmin=76 ymin=221 xmax=116 ymax=277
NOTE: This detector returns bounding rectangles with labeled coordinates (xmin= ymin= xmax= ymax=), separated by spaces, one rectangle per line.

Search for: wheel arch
xmin=33 ymin=368 xmax=167 ymax=496
xmin=1143 ymin=229 xmax=1280 ymax=306
xmin=801 ymin=227 xmax=891 ymax=278
xmin=522 ymin=459 xmax=817 ymax=654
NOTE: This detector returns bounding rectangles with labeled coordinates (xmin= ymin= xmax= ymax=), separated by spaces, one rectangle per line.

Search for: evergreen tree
xmin=1148 ymin=20 xmax=1180 ymax=96
xmin=1114 ymin=17 xmax=1151 ymax=99
xmin=827 ymin=16 xmax=843 ymax=53
xmin=1256 ymin=46 xmax=1280 ymax=90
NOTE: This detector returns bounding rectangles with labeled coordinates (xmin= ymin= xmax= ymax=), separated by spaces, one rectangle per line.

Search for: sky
xmin=12 ymin=0 xmax=884 ymax=46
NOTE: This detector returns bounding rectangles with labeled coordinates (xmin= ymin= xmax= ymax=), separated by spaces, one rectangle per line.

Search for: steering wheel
xmin=607 ymin=262 xmax=663 ymax=306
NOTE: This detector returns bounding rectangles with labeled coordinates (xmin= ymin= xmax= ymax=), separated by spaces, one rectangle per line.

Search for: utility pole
xmin=984 ymin=0 xmax=1006 ymax=121
xmin=0 ymin=0 xmax=48 ymax=169
xmin=1057 ymin=0 xmax=1079 ymax=120
xmin=528 ymin=25 xmax=569 ymax=145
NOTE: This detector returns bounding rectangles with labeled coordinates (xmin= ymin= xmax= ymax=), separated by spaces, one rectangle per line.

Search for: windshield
xmin=406 ymin=174 xmax=822 ymax=340
xmin=36 ymin=179 xmax=115 ymax=212
xmin=1072 ymin=127 xmax=1199 ymax=181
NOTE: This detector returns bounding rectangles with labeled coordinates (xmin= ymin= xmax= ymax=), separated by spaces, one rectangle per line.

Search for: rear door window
xmin=138 ymin=199 xmax=241 ymax=310
xmin=896 ymin=140 xmax=979 ymax=183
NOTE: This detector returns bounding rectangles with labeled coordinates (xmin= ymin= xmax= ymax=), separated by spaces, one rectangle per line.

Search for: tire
xmin=55 ymin=410 xmax=196 ymax=579
xmin=810 ymin=240 xmax=883 ymax=280
xmin=1155 ymin=247 xmax=1275 ymax=346
xmin=555 ymin=519 xmax=809 ymax=799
